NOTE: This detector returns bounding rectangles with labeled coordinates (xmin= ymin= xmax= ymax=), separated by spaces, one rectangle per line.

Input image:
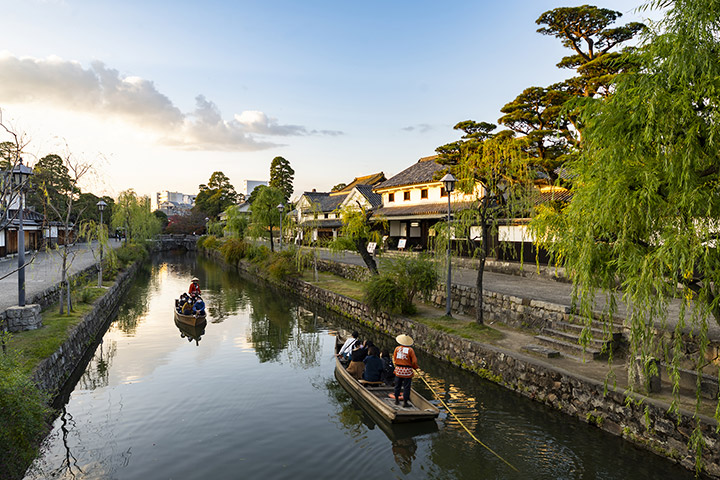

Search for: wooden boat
xmin=174 ymin=309 xmax=207 ymax=327
xmin=334 ymin=358 xmax=439 ymax=424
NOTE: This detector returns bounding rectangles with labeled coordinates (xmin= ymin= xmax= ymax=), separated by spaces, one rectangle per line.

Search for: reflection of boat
xmin=174 ymin=317 xmax=206 ymax=343
xmin=334 ymin=358 xmax=439 ymax=423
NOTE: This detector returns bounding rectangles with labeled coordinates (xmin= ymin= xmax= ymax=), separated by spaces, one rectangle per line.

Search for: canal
xmin=24 ymin=252 xmax=694 ymax=479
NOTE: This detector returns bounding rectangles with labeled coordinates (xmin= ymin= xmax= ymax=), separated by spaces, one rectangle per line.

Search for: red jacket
xmin=393 ymin=346 xmax=419 ymax=378
xmin=189 ymin=283 xmax=201 ymax=295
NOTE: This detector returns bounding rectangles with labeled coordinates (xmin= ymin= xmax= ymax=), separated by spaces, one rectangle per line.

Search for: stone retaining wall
xmin=31 ymin=262 xmax=140 ymax=397
xmin=204 ymin=247 xmax=720 ymax=478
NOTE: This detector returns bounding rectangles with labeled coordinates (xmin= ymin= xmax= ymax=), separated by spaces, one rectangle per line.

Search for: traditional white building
xmin=372 ymin=156 xmax=481 ymax=250
xmin=295 ymin=173 xmax=385 ymax=242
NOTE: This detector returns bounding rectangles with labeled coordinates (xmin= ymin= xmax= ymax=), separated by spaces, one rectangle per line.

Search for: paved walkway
xmin=0 ymin=239 xmax=122 ymax=312
xmin=311 ymin=248 xmax=720 ymax=342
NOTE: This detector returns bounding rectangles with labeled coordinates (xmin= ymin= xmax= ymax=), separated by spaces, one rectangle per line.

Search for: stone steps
xmin=535 ymin=334 xmax=605 ymax=360
xmin=542 ymin=327 xmax=608 ymax=351
xmin=548 ymin=319 xmax=623 ymax=342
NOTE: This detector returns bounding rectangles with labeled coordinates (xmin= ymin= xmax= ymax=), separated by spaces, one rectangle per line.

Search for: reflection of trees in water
xmin=319 ymin=377 xmax=369 ymax=437
xmin=246 ymin=282 xmax=295 ymax=363
xmin=285 ymin=306 xmax=322 ymax=369
xmin=197 ymin=255 xmax=250 ymax=322
xmin=112 ymin=266 xmax=152 ymax=335
xmin=78 ymin=340 xmax=117 ymax=390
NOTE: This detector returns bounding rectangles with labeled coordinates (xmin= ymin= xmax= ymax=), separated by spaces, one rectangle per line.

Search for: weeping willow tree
xmin=332 ymin=204 xmax=385 ymax=275
xmin=531 ymin=0 xmax=720 ymax=470
xmin=436 ymin=125 xmax=537 ymax=324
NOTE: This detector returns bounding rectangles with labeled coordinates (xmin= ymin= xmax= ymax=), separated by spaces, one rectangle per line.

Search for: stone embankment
xmin=31 ymin=263 xmax=140 ymax=398
xmin=203 ymin=247 xmax=720 ymax=478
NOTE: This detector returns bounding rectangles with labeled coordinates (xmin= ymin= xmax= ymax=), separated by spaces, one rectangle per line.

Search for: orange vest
xmin=393 ymin=346 xmax=419 ymax=378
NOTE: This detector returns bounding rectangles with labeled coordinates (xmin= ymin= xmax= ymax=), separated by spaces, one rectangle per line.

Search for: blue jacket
xmin=363 ymin=355 xmax=384 ymax=382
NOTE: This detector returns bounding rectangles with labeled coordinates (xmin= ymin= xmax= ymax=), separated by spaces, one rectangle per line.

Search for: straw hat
xmin=191 ymin=277 xmax=199 ymax=282
xmin=396 ymin=334 xmax=414 ymax=346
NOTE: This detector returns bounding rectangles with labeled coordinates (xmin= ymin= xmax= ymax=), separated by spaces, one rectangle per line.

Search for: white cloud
xmin=0 ymin=53 xmax=342 ymax=151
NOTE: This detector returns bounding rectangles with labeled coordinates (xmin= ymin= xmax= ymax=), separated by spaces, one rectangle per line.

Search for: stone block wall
xmin=203 ymin=247 xmax=720 ymax=477
xmin=31 ymin=262 xmax=140 ymax=397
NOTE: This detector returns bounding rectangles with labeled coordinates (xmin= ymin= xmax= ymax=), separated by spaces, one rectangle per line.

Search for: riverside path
xmin=0 ymin=239 xmax=122 ymax=312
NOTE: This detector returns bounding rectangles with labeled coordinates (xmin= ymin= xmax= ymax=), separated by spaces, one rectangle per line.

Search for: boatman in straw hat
xmin=189 ymin=277 xmax=201 ymax=297
xmin=393 ymin=334 xmax=419 ymax=408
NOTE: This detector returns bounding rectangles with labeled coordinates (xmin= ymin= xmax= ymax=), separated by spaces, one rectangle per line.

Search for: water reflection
xmin=78 ymin=340 xmax=117 ymax=390
xmin=112 ymin=266 xmax=152 ymax=335
xmin=173 ymin=317 xmax=206 ymax=345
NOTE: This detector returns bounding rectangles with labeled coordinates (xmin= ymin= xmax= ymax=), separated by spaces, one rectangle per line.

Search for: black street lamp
xmin=441 ymin=173 xmax=456 ymax=316
xmin=277 ymin=203 xmax=284 ymax=250
xmin=96 ymin=200 xmax=107 ymax=287
xmin=12 ymin=158 xmax=33 ymax=307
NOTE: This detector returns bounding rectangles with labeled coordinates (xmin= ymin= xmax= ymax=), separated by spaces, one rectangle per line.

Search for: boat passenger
xmin=336 ymin=331 xmax=359 ymax=361
xmin=193 ymin=297 xmax=206 ymax=316
xmin=346 ymin=340 xmax=367 ymax=380
xmin=393 ymin=334 xmax=419 ymax=408
xmin=362 ymin=346 xmax=384 ymax=382
xmin=189 ymin=277 xmax=201 ymax=296
xmin=181 ymin=299 xmax=193 ymax=315
xmin=380 ymin=350 xmax=395 ymax=384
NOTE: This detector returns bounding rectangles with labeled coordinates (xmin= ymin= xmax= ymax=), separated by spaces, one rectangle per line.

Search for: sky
xmin=0 ymin=0 xmax=661 ymax=202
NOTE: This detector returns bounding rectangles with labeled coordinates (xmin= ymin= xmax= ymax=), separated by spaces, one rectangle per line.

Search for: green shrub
xmin=364 ymin=274 xmax=407 ymax=315
xmin=391 ymin=254 xmax=439 ymax=304
xmin=246 ymin=244 xmax=270 ymax=263
xmin=115 ymin=242 xmax=148 ymax=267
xmin=0 ymin=354 xmax=51 ymax=479
xmin=363 ymin=255 xmax=438 ymax=315
xmin=266 ymin=249 xmax=301 ymax=280
xmin=198 ymin=235 xmax=220 ymax=251
xmin=219 ymin=237 xmax=249 ymax=265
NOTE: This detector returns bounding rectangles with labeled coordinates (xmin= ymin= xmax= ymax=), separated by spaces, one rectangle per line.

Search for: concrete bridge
xmin=154 ymin=234 xmax=199 ymax=251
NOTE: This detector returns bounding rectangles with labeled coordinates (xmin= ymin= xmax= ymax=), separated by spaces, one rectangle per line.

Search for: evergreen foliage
xmin=194 ymin=171 xmax=238 ymax=218
xmin=269 ymin=156 xmax=294 ymax=204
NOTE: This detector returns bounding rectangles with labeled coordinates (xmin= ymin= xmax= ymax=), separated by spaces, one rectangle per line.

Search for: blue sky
xmin=0 ymin=0 xmax=658 ymax=200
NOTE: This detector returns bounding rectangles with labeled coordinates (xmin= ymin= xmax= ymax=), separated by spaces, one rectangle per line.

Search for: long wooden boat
xmin=334 ymin=358 xmax=439 ymax=424
xmin=174 ymin=309 xmax=207 ymax=327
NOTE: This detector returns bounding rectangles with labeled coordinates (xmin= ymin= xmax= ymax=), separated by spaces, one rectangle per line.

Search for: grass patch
xmin=412 ymin=314 xmax=505 ymax=343
xmin=302 ymin=271 xmax=365 ymax=300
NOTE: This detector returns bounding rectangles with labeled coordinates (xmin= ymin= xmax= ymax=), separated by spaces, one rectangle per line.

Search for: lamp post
xmin=276 ymin=203 xmax=284 ymax=251
xmin=96 ymin=200 xmax=107 ymax=287
xmin=441 ymin=173 xmax=456 ymax=316
xmin=12 ymin=158 xmax=33 ymax=307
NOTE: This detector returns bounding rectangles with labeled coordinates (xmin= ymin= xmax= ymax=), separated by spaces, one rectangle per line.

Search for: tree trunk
xmin=475 ymin=254 xmax=485 ymax=325
xmin=269 ymin=225 xmax=275 ymax=252
xmin=356 ymin=238 xmax=378 ymax=275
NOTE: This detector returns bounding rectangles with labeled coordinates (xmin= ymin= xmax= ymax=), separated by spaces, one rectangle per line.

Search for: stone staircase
xmin=525 ymin=318 xmax=624 ymax=361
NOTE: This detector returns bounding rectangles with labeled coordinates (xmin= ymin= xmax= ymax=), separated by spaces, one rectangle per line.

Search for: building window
xmin=441 ymin=187 xmax=448 ymax=197
xmin=324 ymin=213 xmax=329 ymax=219
xmin=388 ymin=193 xmax=395 ymax=202
xmin=421 ymin=188 xmax=428 ymax=199
xmin=404 ymin=191 xmax=410 ymax=201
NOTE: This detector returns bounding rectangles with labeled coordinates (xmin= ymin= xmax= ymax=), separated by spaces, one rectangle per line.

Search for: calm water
xmin=24 ymin=252 xmax=694 ymax=480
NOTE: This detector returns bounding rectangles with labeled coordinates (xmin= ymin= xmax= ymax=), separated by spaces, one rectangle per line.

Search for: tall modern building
xmin=155 ymin=191 xmax=196 ymax=215
xmin=241 ymin=180 xmax=268 ymax=197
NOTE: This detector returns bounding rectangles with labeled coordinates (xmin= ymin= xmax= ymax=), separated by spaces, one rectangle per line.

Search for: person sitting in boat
xmin=189 ymin=277 xmax=201 ymax=296
xmin=181 ymin=298 xmax=194 ymax=315
xmin=362 ymin=346 xmax=384 ymax=382
xmin=336 ymin=331 xmax=359 ymax=361
xmin=393 ymin=334 xmax=419 ymax=408
xmin=193 ymin=297 xmax=206 ymax=316
xmin=346 ymin=339 xmax=367 ymax=380
xmin=380 ymin=349 xmax=395 ymax=384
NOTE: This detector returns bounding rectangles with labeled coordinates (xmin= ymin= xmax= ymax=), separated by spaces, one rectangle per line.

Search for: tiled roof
xmin=536 ymin=189 xmax=573 ymax=205
xmin=354 ymin=184 xmax=382 ymax=208
xmin=374 ymin=156 xmax=445 ymax=191
xmin=301 ymin=191 xmax=346 ymax=213
xmin=332 ymin=172 xmax=386 ymax=194
xmin=372 ymin=201 xmax=475 ymax=218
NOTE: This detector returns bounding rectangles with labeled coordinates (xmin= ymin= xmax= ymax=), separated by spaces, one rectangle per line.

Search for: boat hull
xmin=174 ymin=309 xmax=207 ymax=327
xmin=334 ymin=358 xmax=439 ymax=424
